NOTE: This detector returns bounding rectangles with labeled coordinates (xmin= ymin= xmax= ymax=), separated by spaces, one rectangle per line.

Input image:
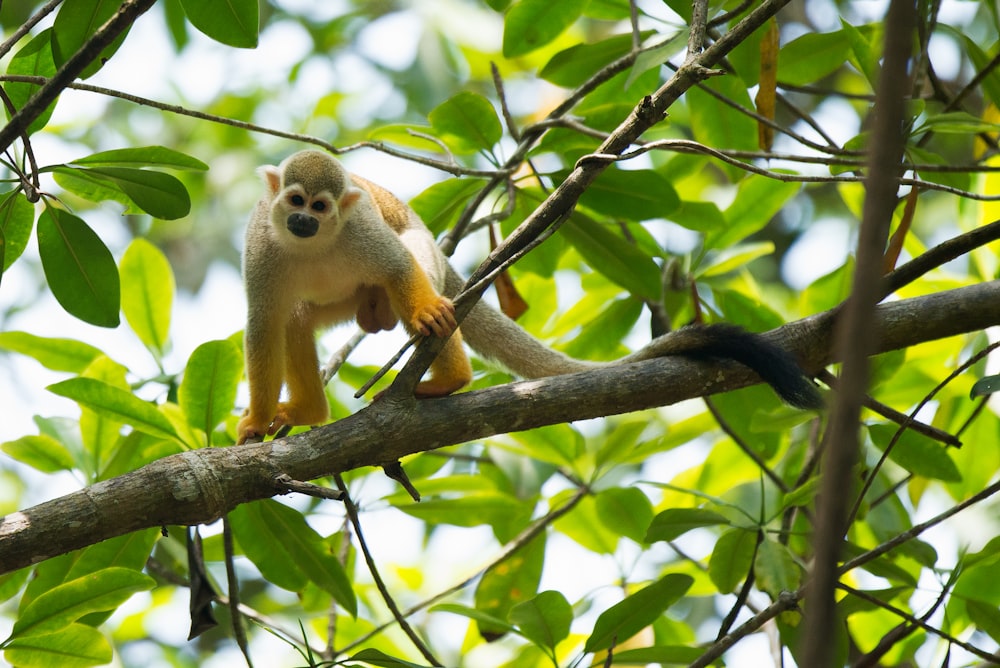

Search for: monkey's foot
xmin=414 ymin=377 xmax=468 ymax=397
xmin=236 ymin=413 xmax=270 ymax=444
xmin=273 ymin=402 xmax=329 ymax=432
xmin=411 ymin=296 xmax=457 ymax=337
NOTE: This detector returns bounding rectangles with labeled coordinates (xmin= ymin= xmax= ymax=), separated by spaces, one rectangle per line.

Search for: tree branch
xmin=2 ymin=281 xmax=999 ymax=574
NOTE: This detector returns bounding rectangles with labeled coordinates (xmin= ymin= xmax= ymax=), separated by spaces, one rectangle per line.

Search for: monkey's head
xmin=259 ymin=150 xmax=362 ymax=247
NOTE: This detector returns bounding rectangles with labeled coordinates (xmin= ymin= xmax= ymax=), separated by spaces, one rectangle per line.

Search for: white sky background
xmin=0 ymin=0 xmax=990 ymax=666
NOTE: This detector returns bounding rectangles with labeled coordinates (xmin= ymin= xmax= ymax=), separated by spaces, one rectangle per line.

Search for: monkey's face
xmin=270 ymin=185 xmax=342 ymax=247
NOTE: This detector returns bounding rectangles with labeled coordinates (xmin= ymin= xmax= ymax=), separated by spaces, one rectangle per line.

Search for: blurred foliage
xmin=2 ymin=0 xmax=1000 ymax=666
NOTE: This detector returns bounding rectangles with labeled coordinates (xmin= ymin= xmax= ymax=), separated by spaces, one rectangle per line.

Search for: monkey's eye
xmin=289 ymin=194 xmax=305 ymax=206
xmin=311 ymin=201 xmax=327 ymax=212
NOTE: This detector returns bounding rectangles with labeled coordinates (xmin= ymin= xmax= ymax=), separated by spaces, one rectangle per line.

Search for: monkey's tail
xmin=446 ymin=268 xmax=822 ymax=409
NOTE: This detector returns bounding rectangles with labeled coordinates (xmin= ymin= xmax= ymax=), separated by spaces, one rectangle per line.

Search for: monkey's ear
xmin=339 ymin=186 xmax=363 ymax=215
xmin=257 ymin=165 xmax=282 ymax=197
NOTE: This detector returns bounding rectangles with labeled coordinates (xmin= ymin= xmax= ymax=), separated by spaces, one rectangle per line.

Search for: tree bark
xmin=1 ymin=281 xmax=998 ymax=574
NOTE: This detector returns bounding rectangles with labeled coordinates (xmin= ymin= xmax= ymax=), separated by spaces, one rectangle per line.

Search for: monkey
xmin=236 ymin=149 xmax=821 ymax=444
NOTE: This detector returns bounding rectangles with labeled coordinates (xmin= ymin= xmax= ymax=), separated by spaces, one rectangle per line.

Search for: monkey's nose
xmin=287 ymin=213 xmax=318 ymax=237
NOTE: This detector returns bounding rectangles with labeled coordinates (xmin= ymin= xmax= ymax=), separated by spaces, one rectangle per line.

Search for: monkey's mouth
xmin=287 ymin=213 xmax=319 ymax=238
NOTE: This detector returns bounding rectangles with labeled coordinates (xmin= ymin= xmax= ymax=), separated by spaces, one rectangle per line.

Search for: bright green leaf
xmin=347 ymin=648 xmax=433 ymax=668
xmin=179 ymin=339 xmax=243 ymax=436
xmin=644 ymin=507 xmax=730 ymax=543
xmin=430 ymin=603 xmax=516 ymax=635
xmin=840 ymin=19 xmax=879 ymax=90
xmin=583 ymin=573 xmax=693 ymax=653
xmin=595 ymin=487 xmax=654 ymax=545
xmin=553 ymin=493 xmax=619 ymax=555
xmin=229 ymin=502 xmax=309 ymax=593
xmin=397 ymin=493 xmax=533 ymax=543
xmin=4 ymin=623 xmax=112 ymax=668
xmin=708 ymin=528 xmax=758 ymax=593
xmin=541 ymin=32 xmax=641 ymax=87
xmin=777 ymin=30 xmax=851 ymax=87
xmin=12 ymin=568 xmax=154 ymax=638
xmin=179 ymin=0 xmax=258 ymax=48
xmin=120 ymin=239 xmax=174 ymax=357
xmin=610 ymin=646 xmax=704 ymax=664
xmin=503 ymin=0 xmax=587 ymax=58
xmin=697 ymin=241 xmax=776 ymax=278
xmin=754 ymin=538 xmax=800 ymax=598
xmin=0 ymin=189 xmax=35 ymax=272
xmin=1 ymin=434 xmax=76 ymax=473
xmin=475 ymin=534 xmax=545 ymax=638
xmin=0 ymin=331 xmax=102 ymax=373
xmin=47 ymin=377 xmax=177 ymax=441
xmin=509 ymin=590 xmax=573 ymax=652
xmin=868 ymin=424 xmax=961 ymax=482
xmin=428 ymin=92 xmax=502 ymax=154
xmin=707 ymin=176 xmax=800 ymax=251
xmin=37 ymin=207 xmax=120 ymax=328
xmin=410 ymin=178 xmax=488 ymax=235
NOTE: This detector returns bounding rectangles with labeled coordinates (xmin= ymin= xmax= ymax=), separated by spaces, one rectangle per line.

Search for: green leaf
xmin=12 ymin=568 xmax=154 ymax=638
xmin=706 ymin=176 xmax=800 ymax=251
xmin=708 ymin=528 xmax=758 ymax=593
xmin=777 ymin=30 xmax=851 ymax=86
xmin=179 ymin=339 xmax=243 ymax=436
xmin=71 ymin=146 xmax=209 ymax=171
xmin=697 ymin=241 xmax=776 ymax=278
xmin=475 ymin=533 xmax=545 ymax=638
xmin=687 ymin=74 xmax=757 ymax=168
xmin=1 ymin=434 xmax=76 ymax=473
xmin=503 ymin=0 xmax=587 ymax=58
xmin=541 ymin=32 xmax=640 ymax=87
xmin=179 ymin=0 xmax=258 ymax=48
xmin=914 ymin=111 xmax=1000 ymax=135
xmin=51 ymin=0 xmax=127 ymax=78
xmin=559 ymin=215 xmax=661 ymax=300
xmin=971 ymin=374 xmax=1000 ymax=398
xmin=583 ymin=573 xmax=693 ymax=653
xmin=968 ymin=600 xmax=1000 ymax=644
xmin=562 ymin=296 xmax=642 ymax=360
xmin=644 ymin=508 xmax=730 ymax=543
xmin=0 ymin=331 xmax=102 ymax=373
xmin=578 ymin=168 xmax=680 ymax=222
xmin=410 ymin=178 xmax=488 ymax=234
xmin=595 ymin=487 xmax=654 ymax=545
xmin=553 ymin=493 xmax=619 ymax=555
xmin=0 ymin=189 xmax=35 ymax=272
xmin=3 ymin=31 xmax=58 ymax=134
xmin=868 ymin=424 xmax=961 ymax=482
xmin=47 ymin=377 xmax=178 ymax=441
xmin=37 ymin=207 xmax=120 ymax=327
xmin=841 ymin=19 xmax=879 ymax=90
xmin=430 ymin=603 xmax=516 ymax=635
xmin=667 ymin=200 xmax=726 ymax=233
xmin=229 ymin=502 xmax=308 ymax=592
xmin=55 ymin=166 xmax=191 ymax=219
xmin=120 ymin=239 xmax=174 ymax=357
xmin=397 ymin=493 xmax=533 ymax=543
xmin=609 ymin=646 xmax=704 ymax=664
xmin=233 ymin=500 xmax=356 ymax=615
xmin=4 ymin=623 xmax=112 ymax=668
xmin=428 ymin=92 xmax=502 ymax=154
xmin=754 ymin=538 xmax=800 ymax=598
xmin=347 ymin=648 xmax=433 ymax=668
xmin=509 ymin=590 xmax=573 ymax=652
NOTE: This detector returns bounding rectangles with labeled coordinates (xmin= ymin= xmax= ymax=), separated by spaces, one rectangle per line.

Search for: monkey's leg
xmin=273 ymin=314 xmax=330 ymax=431
xmin=414 ymin=330 xmax=473 ymax=397
xmin=237 ymin=323 xmax=286 ymax=443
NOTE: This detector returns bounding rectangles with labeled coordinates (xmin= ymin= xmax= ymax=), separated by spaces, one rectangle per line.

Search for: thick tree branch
xmin=1 ymin=281 xmax=999 ymax=574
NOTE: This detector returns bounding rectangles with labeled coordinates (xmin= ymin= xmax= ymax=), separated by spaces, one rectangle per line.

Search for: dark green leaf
xmin=868 ymin=423 xmax=961 ymax=482
xmin=348 ymin=648 xmax=433 ymax=668
xmin=609 ymin=646 xmax=704 ymax=664
xmin=37 ymin=207 xmax=120 ymax=327
xmin=502 ymin=0 xmax=586 ymax=58
xmin=559 ymin=215 xmax=661 ymax=300
xmin=509 ymin=590 xmax=573 ymax=651
xmin=410 ymin=178 xmax=488 ymax=234
xmin=708 ymin=528 xmax=758 ymax=593
xmin=972 ymin=372 xmax=1000 ymax=397
xmin=541 ymin=32 xmax=640 ymax=87
xmin=578 ymin=168 xmax=680 ymax=221
xmin=71 ymin=146 xmax=209 ymax=170
xmin=428 ymin=92 xmax=502 ymax=154
xmin=398 ymin=493 xmax=533 ymax=542
xmin=51 ymin=0 xmax=127 ymax=78
xmin=179 ymin=339 xmax=243 ymax=436
xmin=644 ymin=508 xmax=730 ymax=543
xmin=4 ymin=31 xmax=57 ymax=134
xmin=229 ymin=502 xmax=309 ymax=593
xmin=0 ymin=189 xmax=35 ymax=272
xmin=62 ymin=166 xmax=191 ymax=219
xmin=179 ymin=0 xmax=258 ymax=48
xmin=47 ymin=377 xmax=177 ymax=441
xmin=0 ymin=331 xmax=102 ymax=373
xmin=583 ymin=573 xmax=693 ymax=653
xmin=968 ymin=600 xmax=1000 ymax=644
xmin=120 ymin=239 xmax=174 ymax=357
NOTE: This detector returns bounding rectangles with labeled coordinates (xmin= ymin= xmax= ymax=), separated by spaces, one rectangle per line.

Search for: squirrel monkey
xmin=237 ymin=149 xmax=821 ymax=443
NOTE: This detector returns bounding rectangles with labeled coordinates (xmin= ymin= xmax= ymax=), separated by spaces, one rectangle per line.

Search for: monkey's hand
xmin=411 ymin=296 xmax=457 ymax=337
